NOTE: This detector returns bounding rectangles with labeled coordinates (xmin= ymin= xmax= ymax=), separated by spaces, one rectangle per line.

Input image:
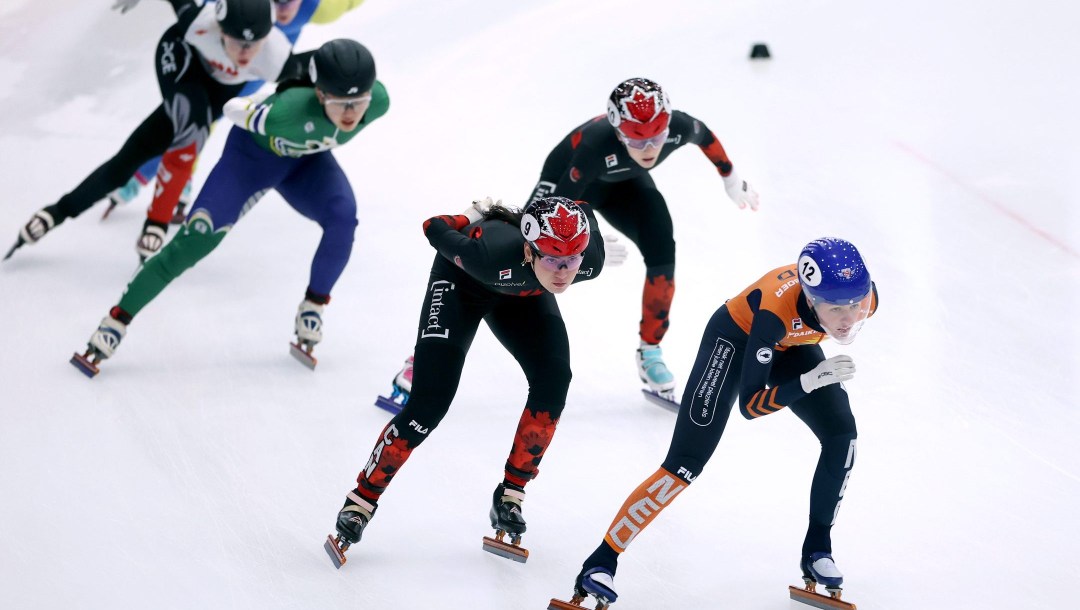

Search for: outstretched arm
xmin=679 ymin=111 xmax=759 ymax=210
xmin=311 ymin=0 xmax=367 ymax=24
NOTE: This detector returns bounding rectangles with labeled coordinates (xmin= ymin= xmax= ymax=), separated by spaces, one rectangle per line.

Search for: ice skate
xmin=101 ymin=177 xmax=141 ymax=221
xmin=324 ymin=491 xmax=376 ymax=569
xmin=290 ymin=299 xmax=324 ymax=370
xmin=374 ymin=355 xmax=413 ymax=414
xmin=170 ymin=182 xmax=192 ymax=225
xmin=549 ymin=566 xmax=618 ymax=610
xmin=6 ymin=207 xmax=59 ymax=260
xmin=789 ymin=552 xmax=857 ymax=610
xmin=135 ymin=219 xmax=169 ymax=262
xmin=636 ymin=342 xmax=677 ymax=410
xmin=71 ymin=315 xmax=128 ymax=378
xmin=482 ymin=482 xmax=529 ymax=563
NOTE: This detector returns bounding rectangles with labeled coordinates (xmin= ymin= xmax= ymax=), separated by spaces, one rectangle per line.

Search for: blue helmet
xmin=797 ymin=238 xmax=871 ymax=305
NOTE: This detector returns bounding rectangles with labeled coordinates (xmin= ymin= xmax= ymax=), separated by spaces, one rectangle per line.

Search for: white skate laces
xmin=295 ymin=300 xmax=325 ymax=344
xmin=136 ymin=223 xmax=167 ymax=260
xmin=636 ymin=343 xmax=675 ymax=394
xmin=90 ymin=316 xmax=127 ymax=358
xmin=500 ymin=486 xmax=525 ymax=509
xmin=20 ymin=210 xmax=55 ymax=244
xmin=343 ymin=491 xmax=375 ymax=521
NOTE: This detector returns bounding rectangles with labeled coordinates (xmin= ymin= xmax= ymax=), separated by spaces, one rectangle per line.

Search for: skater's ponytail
xmin=483 ymin=204 xmax=523 ymax=227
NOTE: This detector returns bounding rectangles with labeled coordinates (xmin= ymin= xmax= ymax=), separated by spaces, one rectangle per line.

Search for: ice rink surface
xmin=1 ymin=1 xmax=1077 ymax=608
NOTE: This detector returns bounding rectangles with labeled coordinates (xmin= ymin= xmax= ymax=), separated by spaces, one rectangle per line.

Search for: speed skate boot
xmin=135 ymin=219 xmax=169 ymax=262
xmin=636 ymin=342 xmax=677 ymax=406
xmin=549 ymin=566 xmax=618 ymax=610
xmin=101 ymin=177 xmax=142 ymax=220
xmin=790 ymin=552 xmax=856 ymax=609
xmin=376 ymin=355 xmax=413 ymax=414
xmin=324 ymin=490 xmax=377 ymax=569
xmin=482 ymin=482 xmax=529 ymax=562
xmin=171 ymin=181 xmax=193 ymax=225
xmin=6 ymin=205 xmax=61 ymax=260
xmin=392 ymin=355 xmax=413 ymax=402
xmin=71 ymin=312 xmax=128 ymax=378
xmin=290 ymin=299 xmax=324 ymax=369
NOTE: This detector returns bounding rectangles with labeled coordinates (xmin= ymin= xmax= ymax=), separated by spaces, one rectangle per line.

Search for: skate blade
xmin=70 ymin=352 xmax=101 ymax=378
xmin=548 ymin=595 xmax=591 ymax=604
xmin=3 ymin=239 xmax=21 ymax=261
xmin=101 ymin=202 xmax=118 ymax=221
xmin=374 ymin=395 xmax=403 ymax=415
xmin=789 ymin=585 xmax=856 ymax=610
xmin=290 ymin=342 xmax=317 ymax=370
xmin=481 ymin=535 xmax=528 ymax=563
xmin=641 ymin=389 xmax=679 ymax=412
xmin=547 ymin=597 xmax=597 ymax=610
xmin=324 ymin=534 xmax=348 ymax=569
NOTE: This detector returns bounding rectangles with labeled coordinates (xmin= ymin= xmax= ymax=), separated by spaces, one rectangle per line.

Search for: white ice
xmin=1 ymin=1 xmax=1078 ymax=609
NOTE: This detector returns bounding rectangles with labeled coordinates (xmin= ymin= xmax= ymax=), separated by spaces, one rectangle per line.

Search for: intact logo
xmin=605 ymin=154 xmax=618 ymax=168
xmin=569 ymin=167 xmax=581 ymax=182
xmin=348 ymin=86 xmax=359 ymax=95
xmin=499 ymin=268 xmax=512 ymax=280
xmin=792 ymin=318 xmax=803 ymax=330
xmin=756 ymin=347 xmax=773 ymax=364
xmin=576 ymin=267 xmax=593 ymax=277
xmin=304 ymin=122 xmax=315 ymax=133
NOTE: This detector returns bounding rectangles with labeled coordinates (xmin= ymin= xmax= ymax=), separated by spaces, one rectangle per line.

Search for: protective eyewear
xmin=618 ymin=128 xmax=669 ymax=150
xmin=323 ymin=95 xmax=372 ymax=112
xmin=223 ymin=35 xmax=263 ymax=51
xmin=532 ymin=250 xmax=584 ymax=271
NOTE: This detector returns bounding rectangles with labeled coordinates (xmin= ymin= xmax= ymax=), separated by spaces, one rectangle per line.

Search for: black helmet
xmin=215 ymin=0 xmax=273 ymax=42
xmin=309 ymin=39 xmax=376 ymax=97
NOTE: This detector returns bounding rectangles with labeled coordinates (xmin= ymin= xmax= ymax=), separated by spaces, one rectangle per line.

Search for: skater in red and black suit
xmin=7 ymin=0 xmax=315 ymax=262
xmin=526 ymin=77 xmax=759 ymax=402
xmin=552 ymin=237 xmax=878 ymax=609
xmin=326 ymin=196 xmax=610 ymax=565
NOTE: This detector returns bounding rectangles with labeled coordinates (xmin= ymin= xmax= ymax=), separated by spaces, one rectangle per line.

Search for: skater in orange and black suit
xmin=557 ymin=237 xmax=878 ymax=608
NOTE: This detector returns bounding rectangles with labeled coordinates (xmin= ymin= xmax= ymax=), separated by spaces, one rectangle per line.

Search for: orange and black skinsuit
xmin=351 ymin=208 xmax=605 ymax=511
xmin=577 ymin=264 xmax=879 ymax=580
xmin=527 ymin=111 xmax=737 ymax=345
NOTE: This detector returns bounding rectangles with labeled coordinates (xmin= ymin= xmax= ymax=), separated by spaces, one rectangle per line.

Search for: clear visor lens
xmin=618 ymin=128 xmax=669 ymax=150
xmin=811 ymin=292 xmax=872 ymax=345
xmin=223 ymin=35 xmax=264 ymax=52
xmin=323 ymin=94 xmax=372 ymax=112
xmin=534 ymin=252 xmax=584 ymax=271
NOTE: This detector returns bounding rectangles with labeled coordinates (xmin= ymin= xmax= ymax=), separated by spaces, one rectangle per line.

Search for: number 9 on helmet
xmin=520 ymin=197 xmax=590 ymax=257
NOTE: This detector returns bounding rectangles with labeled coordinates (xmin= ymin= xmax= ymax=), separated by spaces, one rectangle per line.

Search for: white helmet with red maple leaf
xmin=520 ymin=196 xmax=590 ymax=257
xmin=606 ymin=77 xmax=671 ymax=139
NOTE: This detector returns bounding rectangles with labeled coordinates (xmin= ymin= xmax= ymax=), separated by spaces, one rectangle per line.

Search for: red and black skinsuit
xmin=527 ymin=111 xmax=737 ymax=345
xmin=353 ymin=208 xmax=606 ymax=506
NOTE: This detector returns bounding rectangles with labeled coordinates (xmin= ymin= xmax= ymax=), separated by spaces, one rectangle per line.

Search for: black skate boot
xmin=324 ymin=490 xmax=376 ymax=569
xmin=6 ymin=204 xmax=63 ymax=261
xmin=482 ymin=482 xmax=529 ymax=562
